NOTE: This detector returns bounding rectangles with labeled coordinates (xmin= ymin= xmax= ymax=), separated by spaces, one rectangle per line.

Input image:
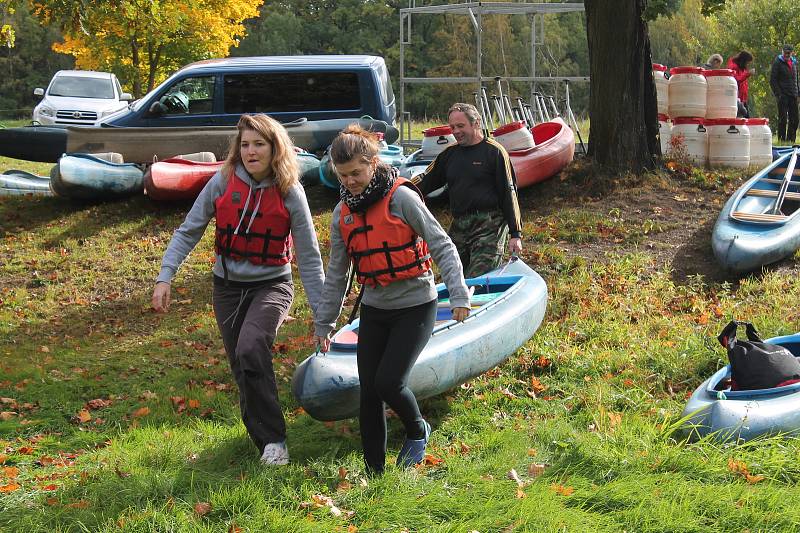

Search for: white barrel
xmin=704 ymin=69 xmax=738 ymax=119
xmin=658 ymin=113 xmax=671 ymax=155
xmin=746 ymin=118 xmax=772 ymax=169
xmin=706 ymin=118 xmax=750 ymax=168
xmin=653 ymin=63 xmax=669 ymax=116
xmin=421 ymin=126 xmax=456 ymax=157
xmin=671 ymin=117 xmax=708 ymax=166
xmin=668 ymin=66 xmax=707 ymax=119
xmin=492 ymin=121 xmax=535 ymax=152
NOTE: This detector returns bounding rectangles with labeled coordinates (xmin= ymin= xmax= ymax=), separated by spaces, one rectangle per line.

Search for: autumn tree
xmin=33 ymin=0 xmax=262 ymax=97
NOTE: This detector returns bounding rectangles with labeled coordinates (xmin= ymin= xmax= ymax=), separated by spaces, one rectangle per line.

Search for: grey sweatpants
xmin=213 ymin=277 xmax=294 ymax=453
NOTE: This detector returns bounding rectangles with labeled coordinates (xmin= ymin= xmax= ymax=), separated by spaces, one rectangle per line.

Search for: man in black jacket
xmin=770 ymin=44 xmax=799 ymax=143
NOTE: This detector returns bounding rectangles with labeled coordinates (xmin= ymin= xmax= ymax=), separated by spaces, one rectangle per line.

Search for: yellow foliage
xmin=41 ymin=0 xmax=263 ymax=97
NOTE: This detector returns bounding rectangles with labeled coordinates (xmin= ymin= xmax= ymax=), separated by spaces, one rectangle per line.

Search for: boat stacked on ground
xmin=318 ymin=141 xmax=407 ymax=190
xmin=0 ymin=170 xmax=53 ymax=196
xmin=144 ymin=154 xmax=224 ymax=201
xmin=682 ymin=331 xmax=800 ymax=441
xmin=50 ymin=153 xmax=144 ymax=200
xmin=508 ymin=117 xmax=575 ymax=188
xmin=291 ymin=258 xmax=548 ymax=421
xmin=712 ymin=148 xmax=800 ymax=273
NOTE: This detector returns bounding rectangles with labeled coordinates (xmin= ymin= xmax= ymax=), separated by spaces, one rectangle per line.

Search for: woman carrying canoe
xmin=312 ymin=124 xmax=471 ymax=475
xmin=152 ymin=114 xmax=325 ymax=466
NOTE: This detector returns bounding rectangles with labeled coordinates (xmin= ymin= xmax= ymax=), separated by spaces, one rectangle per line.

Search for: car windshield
xmin=48 ymin=76 xmax=115 ymax=99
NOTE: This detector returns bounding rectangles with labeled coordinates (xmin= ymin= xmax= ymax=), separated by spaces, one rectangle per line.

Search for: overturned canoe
xmin=292 ymin=258 xmax=548 ymax=421
xmin=712 ymin=148 xmax=800 ymax=273
xmin=318 ymin=143 xmax=406 ymax=189
xmin=51 ymin=153 xmax=144 ymax=200
xmin=0 ymin=125 xmax=68 ymax=163
xmin=682 ymin=332 xmax=800 ymax=442
xmin=297 ymin=151 xmax=322 ymax=187
xmin=65 ymin=118 xmax=398 ymax=164
xmin=144 ymin=158 xmax=224 ymax=201
xmin=0 ymin=170 xmax=53 ymax=196
xmin=509 ymin=118 xmax=575 ymax=188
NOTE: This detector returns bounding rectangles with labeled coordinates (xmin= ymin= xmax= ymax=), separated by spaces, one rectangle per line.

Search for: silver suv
xmin=33 ymin=70 xmax=132 ymax=126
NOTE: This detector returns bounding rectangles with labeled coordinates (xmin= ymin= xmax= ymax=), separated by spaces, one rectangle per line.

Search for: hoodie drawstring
xmin=222 ymin=287 xmax=250 ymax=326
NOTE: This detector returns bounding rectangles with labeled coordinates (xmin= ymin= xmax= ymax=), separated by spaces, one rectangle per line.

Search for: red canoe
xmin=144 ymin=158 xmax=224 ymax=201
xmin=508 ymin=118 xmax=575 ymax=189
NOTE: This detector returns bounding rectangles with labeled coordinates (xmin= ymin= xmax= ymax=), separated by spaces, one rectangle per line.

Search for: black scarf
xmin=340 ymin=164 xmax=397 ymax=213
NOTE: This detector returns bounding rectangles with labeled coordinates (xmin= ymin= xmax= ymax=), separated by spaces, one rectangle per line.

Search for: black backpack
xmin=717 ymin=320 xmax=800 ymax=390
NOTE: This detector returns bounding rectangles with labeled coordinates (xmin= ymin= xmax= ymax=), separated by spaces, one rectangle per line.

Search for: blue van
xmin=100 ymin=55 xmax=396 ymax=127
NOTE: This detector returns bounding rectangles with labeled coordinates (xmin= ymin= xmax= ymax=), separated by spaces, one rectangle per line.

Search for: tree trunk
xmin=584 ymin=0 xmax=659 ymax=172
xmin=131 ymin=36 xmax=142 ymax=98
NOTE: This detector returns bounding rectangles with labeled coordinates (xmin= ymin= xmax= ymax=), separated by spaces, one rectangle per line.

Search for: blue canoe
xmin=291 ymin=258 xmax=548 ymax=421
xmin=296 ymin=150 xmax=322 ymax=187
xmin=318 ymin=144 xmax=405 ymax=189
xmin=398 ymin=150 xmax=449 ymax=200
xmin=682 ymin=332 xmax=800 ymax=441
xmin=50 ymin=153 xmax=144 ymax=200
xmin=712 ymin=148 xmax=800 ymax=273
xmin=0 ymin=170 xmax=53 ymax=196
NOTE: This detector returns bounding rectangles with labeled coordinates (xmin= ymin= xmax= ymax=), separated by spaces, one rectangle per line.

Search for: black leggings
xmin=356 ymin=299 xmax=437 ymax=473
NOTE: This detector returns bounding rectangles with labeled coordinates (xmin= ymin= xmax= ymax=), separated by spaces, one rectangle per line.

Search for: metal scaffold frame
xmin=399 ymin=1 xmax=588 ymax=146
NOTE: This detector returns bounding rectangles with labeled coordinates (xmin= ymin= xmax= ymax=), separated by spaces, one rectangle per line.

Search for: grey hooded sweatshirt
xmin=314 ymin=185 xmax=470 ymax=339
xmin=156 ymin=163 xmax=325 ymax=312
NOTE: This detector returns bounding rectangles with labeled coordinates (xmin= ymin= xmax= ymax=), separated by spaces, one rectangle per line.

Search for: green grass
xmin=3 ymin=134 xmax=800 ymax=532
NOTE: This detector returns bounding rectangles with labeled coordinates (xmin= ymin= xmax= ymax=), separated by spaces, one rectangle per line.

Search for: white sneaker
xmin=260 ymin=441 xmax=289 ymax=465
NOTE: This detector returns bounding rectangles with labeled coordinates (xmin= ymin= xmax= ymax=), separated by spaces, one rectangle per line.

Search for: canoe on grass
xmin=65 ymin=118 xmax=399 ymax=164
xmin=712 ymin=148 xmax=800 ymax=273
xmin=318 ymin=143 xmax=406 ymax=189
xmin=682 ymin=332 xmax=800 ymax=442
xmin=291 ymin=258 xmax=548 ymax=421
xmin=509 ymin=118 xmax=575 ymax=189
xmin=50 ymin=153 xmax=144 ymax=200
xmin=144 ymin=157 xmax=224 ymax=201
xmin=0 ymin=170 xmax=53 ymax=196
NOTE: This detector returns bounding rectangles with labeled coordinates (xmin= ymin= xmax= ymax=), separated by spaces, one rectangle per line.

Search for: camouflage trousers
xmin=448 ymin=210 xmax=508 ymax=279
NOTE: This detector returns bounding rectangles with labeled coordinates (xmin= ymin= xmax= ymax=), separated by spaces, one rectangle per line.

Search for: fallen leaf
xmin=194 ymin=502 xmax=212 ymax=516
xmin=338 ymin=466 xmax=347 ymax=480
xmin=132 ymin=407 xmax=150 ymax=418
xmin=3 ymin=466 xmax=20 ymax=478
xmin=515 ymin=488 xmax=527 ymax=499
xmin=188 ymin=399 xmax=200 ymax=409
xmin=528 ymin=463 xmax=547 ymax=477
xmin=67 ymin=500 xmax=90 ymax=508
xmin=551 ymin=483 xmax=574 ymax=496
xmin=0 ymin=454 xmax=6 ymax=464
xmin=76 ymin=410 xmax=92 ymax=423
xmin=40 ymin=483 xmax=58 ymax=491
xmin=745 ymin=474 xmax=765 ymax=484
xmin=0 ymin=482 xmax=20 ymax=493
xmin=0 ymin=412 xmax=15 ymax=421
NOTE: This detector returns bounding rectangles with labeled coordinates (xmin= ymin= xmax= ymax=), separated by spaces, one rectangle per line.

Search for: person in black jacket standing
xmin=770 ymin=44 xmax=799 ymax=143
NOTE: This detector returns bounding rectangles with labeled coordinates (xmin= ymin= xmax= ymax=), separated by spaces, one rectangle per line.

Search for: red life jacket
xmin=339 ymin=178 xmax=432 ymax=287
xmin=214 ymin=171 xmax=292 ymax=266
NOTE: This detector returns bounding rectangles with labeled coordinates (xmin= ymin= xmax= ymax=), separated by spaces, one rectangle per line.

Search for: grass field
xmin=2 ymin=121 xmax=800 ymax=532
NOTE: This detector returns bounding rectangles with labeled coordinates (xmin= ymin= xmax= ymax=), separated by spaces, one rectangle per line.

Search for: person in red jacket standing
xmin=727 ymin=50 xmax=754 ymax=118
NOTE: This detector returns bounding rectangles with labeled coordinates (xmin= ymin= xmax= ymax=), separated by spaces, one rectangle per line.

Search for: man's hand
xmin=152 ymin=282 xmax=171 ymax=312
xmin=452 ymin=307 xmax=470 ymax=322
xmin=508 ymin=237 xmax=523 ymax=255
xmin=313 ymin=335 xmax=331 ymax=353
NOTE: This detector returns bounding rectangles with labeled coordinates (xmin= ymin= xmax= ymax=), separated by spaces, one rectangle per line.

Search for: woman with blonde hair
xmin=152 ymin=114 xmax=325 ymax=465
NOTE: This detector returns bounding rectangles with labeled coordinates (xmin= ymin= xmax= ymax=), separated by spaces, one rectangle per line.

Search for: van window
xmin=160 ymin=76 xmax=215 ymax=115
xmin=223 ymin=72 xmax=361 ymax=114
xmin=377 ymin=63 xmax=394 ymax=105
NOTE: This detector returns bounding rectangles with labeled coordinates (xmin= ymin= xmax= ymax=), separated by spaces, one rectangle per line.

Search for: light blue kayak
xmin=50 ymin=153 xmax=144 ymax=200
xmin=0 ymin=170 xmax=53 ymax=196
xmin=397 ymin=149 xmax=447 ymax=199
xmin=296 ymin=150 xmax=322 ymax=187
xmin=712 ymin=148 xmax=800 ymax=273
xmin=682 ymin=332 xmax=800 ymax=441
xmin=291 ymin=258 xmax=548 ymax=421
xmin=318 ymin=144 xmax=405 ymax=190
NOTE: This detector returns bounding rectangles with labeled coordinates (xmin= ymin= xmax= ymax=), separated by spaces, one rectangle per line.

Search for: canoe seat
xmin=759 ymin=178 xmax=800 ymax=187
xmin=732 ymin=211 xmax=788 ymax=222
xmin=746 ymin=189 xmax=800 ymax=201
